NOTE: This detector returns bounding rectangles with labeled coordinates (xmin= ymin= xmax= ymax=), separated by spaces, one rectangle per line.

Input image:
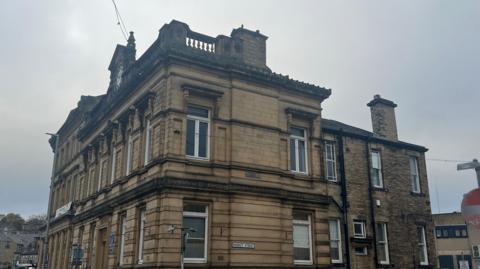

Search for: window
xmin=138 ymin=208 xmax=146 ymax=264
xmin=329 ymin=219 xmax=342 ymax=263
xmin=354 ymin=247 xmax=367 ymax=255
xmin=183 ymin=203 xmax=208 ymax=262
xmin=111 ymin=147 xmax=117 ymax=184
xmin=325 ymin=142 xmax=336 ymax=181
xmin=417 ymin=226 xmax=428 ymax=265
xmin=371 ymin=151 xmax=383 ymax=188
xmin=186 ymin=106 xmax=209 ymax=159
xmin=126 ymin=134 xmax=133 ymax=175
xmin=290 ymin=127 xmax=308 ymax=173
xmin=435 ymin=225 xmax=468 ymax=238
xmin=98 ymin=159 xmax=107 ymax=191
xmin=353 ymin=220 xmax=366 ymax=238
xmin=376 ymin=223 xmax=389 ymax=264
xmin=144 ymin=119 xmax=153 ymax=165
xmin=410 ymin=157 xmax=421 ymax=193
xmin=293 ymin=211 xmax=312 ymax=264
xmin=118 ymin=214 xmax=126 ymax=265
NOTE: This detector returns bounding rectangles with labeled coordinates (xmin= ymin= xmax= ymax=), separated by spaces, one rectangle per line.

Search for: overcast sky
xmin=0 ymin=0 xmax=479 ymax=217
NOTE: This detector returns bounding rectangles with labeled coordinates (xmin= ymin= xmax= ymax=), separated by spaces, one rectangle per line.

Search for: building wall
xmin=43 ymin=20 xmax=435 ymax=269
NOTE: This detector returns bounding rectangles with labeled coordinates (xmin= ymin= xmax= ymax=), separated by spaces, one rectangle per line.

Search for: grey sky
xmin=0 ymin=0 xmax=479 ymax=217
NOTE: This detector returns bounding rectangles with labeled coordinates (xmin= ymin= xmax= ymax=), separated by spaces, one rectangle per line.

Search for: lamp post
xmin=457 ymin=159 xmax=480 ymax=187
xmin=168 ymin=225 xmax=196 ymax=269
xmin=41 ymin=132 xmax=59 ymax=269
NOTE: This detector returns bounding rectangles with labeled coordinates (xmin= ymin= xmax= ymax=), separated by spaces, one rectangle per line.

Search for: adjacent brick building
xmin=40 ymin=20 xmax=435 ymax=269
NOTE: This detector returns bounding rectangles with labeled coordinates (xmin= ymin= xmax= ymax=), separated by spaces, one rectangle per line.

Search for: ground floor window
xmin=328 ymin=219 xmax=342 ymax=263
xmin=183 ymin=203 xmax=208 ymax=263
xmin=376 ymin=222 xmax=389 ymax=264
xmin=293 ymin=211 xmax=312 ymax=264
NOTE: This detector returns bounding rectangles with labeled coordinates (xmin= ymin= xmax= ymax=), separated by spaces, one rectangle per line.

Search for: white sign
xmin=459 ymin=260 xmax=470 ymax=269
xmin=55 ymin=202 xmax=72 ymax=218
xmin=232 ymin=242 xmax=255 ymax=249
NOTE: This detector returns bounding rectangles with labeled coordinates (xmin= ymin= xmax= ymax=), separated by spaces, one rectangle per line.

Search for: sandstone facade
xmin=40 ymin=20 xmax=435 ymax=269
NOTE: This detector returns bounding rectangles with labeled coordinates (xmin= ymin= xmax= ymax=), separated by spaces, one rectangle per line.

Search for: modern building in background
xmin=40 ymin=20 xmax=435 ymax=269
xmin=434 ymin=212 xmax=480 ymax=269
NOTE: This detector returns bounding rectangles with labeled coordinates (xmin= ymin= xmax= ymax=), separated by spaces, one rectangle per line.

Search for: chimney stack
xmin=367 ymin=94 xmax=398 ymax=140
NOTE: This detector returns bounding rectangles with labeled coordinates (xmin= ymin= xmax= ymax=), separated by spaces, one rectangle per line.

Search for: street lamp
xmin=41 ymin=132 xmax=59 ymax=269
xmin=168 ymin=225 xmax=196 ymax=269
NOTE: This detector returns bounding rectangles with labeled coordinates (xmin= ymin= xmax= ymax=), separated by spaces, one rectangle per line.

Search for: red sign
xmin=462 ymin=188 xmax=480 ymax=228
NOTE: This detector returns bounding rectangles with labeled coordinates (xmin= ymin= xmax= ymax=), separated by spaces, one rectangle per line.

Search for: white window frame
xmin=293 ymin=213 xmax=313 ymax=265
xmin=290 ymin=127 xmax=308 ymax=174
xmin=418 ymin=226 xmax=428 ymax=265
xmin=353 ymin=220 xmax=366 ymax=238
xmin=144 ymin=119 xmax=153 ymax=165
xmin=371 ymin=151 xmax=383 ymax=188
xmin=329 ymin=219 xmax=342 ymax=264
xmin=119 ymin=214 xmax=126 ymax=265
xmin=186 ymin=106 xmax=210 ymax=160
xmin=110 ymin=146 xmax=117 ymax=184
xmin=138 ymin=208 xmax=146 ymax=264
xmin=376 ymin=222 xmax=390 ymax=264
xmin=325 ymin=142 xmax=337 ymax=181
xmin=183 ymin=204 xmax=209 ymax=263
xmin=126 ymin=134 xmax=133 ymax=175
xmin=410 ymin=156 xmax=421 ymax=193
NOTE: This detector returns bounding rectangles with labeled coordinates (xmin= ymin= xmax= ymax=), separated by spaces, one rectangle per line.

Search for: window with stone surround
xmin=126 ymin=134 xmax=133 ymax=175
xmin=417 ymin=225 xmax=429 ymax=265
xmin=144 ymin=119 xmax=153 ymax=165
xmin=371 ymin=151 xmax=383 ymax=188
xmin=376 ymin=222 xmax=389 ymax=264
xmin=183 ymin=203 xmax=208 ymax=263
xmin=325 ymin=142 xmax=336 ymax=181
xmin=137 ymin=208 xmax=146 ymax=264
xmin=353 ymin=220 xmax=366 ymax=238
xmin=98 ymin=159 xmax=108 ymax=191
xmin=329 ymin=219 xmax=342 ymax=263
xmin=410 ymin=156 xmax=421 ymax=193
xmin=290 ymin=127 xmax=308 ymax=174
xmin=293 ymin=211 xmax=313 ymax=264
xmin=118 ymin=213 xmax=126 ymax=265
xmin=186 ymin=106 xmax=210 ymax=159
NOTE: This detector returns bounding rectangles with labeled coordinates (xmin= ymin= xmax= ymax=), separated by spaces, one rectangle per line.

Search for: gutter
xmin=337 ymin=134 xmax=351 ymax=268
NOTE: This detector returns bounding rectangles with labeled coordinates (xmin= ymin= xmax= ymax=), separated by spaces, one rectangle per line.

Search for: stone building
xmin=433 ymin=212 xmax=480 ymax=269
xmin=40 ymin=20 xmax=435 ymax=269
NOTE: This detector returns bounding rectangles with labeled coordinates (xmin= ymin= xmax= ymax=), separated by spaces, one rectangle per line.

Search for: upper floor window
xmin=325 ymin=142 xmax=336 ymax=181
xmin=410 ymin=156 xmax=421 ymax=193
xmin=293 ymin=211 xmax=312 ymax=264
xmin=111 ymin=147 xmax=117 ymax=184
xmin=186 ymin=106 xmax=209 ymax=159
xmin=144 ymin=119 xmax=153 ymax=165
xmin=376 ymin=222 xmax=389 ymax=264
xmin=183 ymin=203 xmax=208 ymax=263
xmin=371 ymin=151 xmax=383 ymax=188
xmin=126 ymin=134 xmax=133 ymax=175
xmin=290 ymin=127 xmax=308 ymax=174
xmin=417 ymin=226 xmax=428 ymax=265
xmin=435 ymin=225 xmax=468 ymax=238
xmin=353 ymin=220 xmax=366 ymax=238
xmin=98 ymin=159 xmax=108 ymax=191
xmin=329 ymin=219 xmax=342 ymax=263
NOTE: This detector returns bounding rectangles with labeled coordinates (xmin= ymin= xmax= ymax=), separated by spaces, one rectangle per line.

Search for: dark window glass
xmin=198 ymin=122 xmax=208 ymax=158
xmin=290 ymin=139 xmax=296 ymax=171
xmin=187 ymin=106 xmax=209 ymax=118
xmin=186 ymin=119 xmax=195 ymax=156
xmin=290 ymin=127 xmax=304 ymax=137
xmin=438 ymin=255 xmax=454 ymax=269
xmin=183 ymin=203 xmax=207 ymax=213
xmin=183 ymin=217 xmax=206 ymax=259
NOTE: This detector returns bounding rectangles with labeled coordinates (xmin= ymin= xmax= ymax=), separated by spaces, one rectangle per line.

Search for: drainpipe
xmin=365 ymin=140 xmax=379 ymax=266
xmin=337 ymin=134 xmax=351 ymax=269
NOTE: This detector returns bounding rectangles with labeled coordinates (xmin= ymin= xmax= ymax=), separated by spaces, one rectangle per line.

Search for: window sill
xmin=372 ymin=187 xmax=388 ymax=192
xmin=410 ymin=191 xmax=425 ymax=197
